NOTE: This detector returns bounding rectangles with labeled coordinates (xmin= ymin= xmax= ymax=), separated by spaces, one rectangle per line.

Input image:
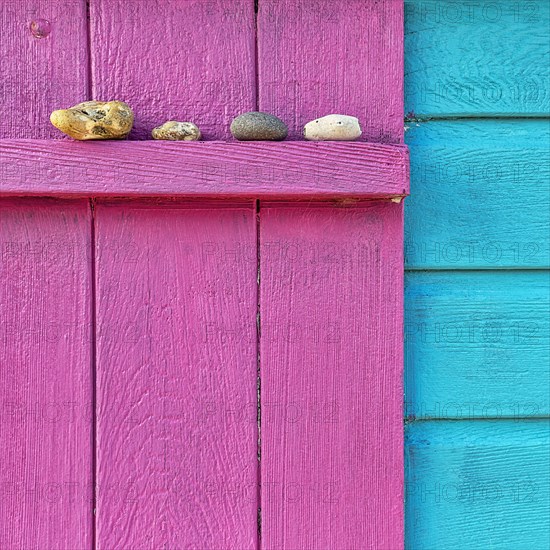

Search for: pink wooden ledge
xmin=0 ymin=140 xmax=408 ymax=199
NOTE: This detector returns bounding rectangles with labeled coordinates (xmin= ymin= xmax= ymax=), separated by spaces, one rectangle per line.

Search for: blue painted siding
xmin=405 ymin=120 xmax=550 ymax=269
xmin=405 ymin=1 xmax=550 ymax=548
xmin=405 ymin=270 xmax=550 ymax=419
xmin=406 ymin=420 xmax=550 ymax=550
xmin=405 ymin=0 xmax=550 ymax=117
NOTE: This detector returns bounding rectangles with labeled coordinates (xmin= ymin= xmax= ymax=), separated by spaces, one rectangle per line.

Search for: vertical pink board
xmin=95 ymin=201 xmax=258 ymax=548
xmin=0 ymin=199 xmax=93 ymax=549
xmin=89 ymin=0 xmax=256 ymax=140
xmin=0 ymin=0 xmax=88 ymax=138
xmin=258 ymin=0 xmax=404 ymax=143
xmin=258 ymin=1 xmax=405 ymax=546
xmin=260 ymin=202 xmax=404 ymax=549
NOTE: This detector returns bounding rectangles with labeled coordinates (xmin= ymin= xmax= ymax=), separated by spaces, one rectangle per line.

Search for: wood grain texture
xmin=405 ymin=0 xmax=550 ymax=117
xmin=406 ymin=420 xmax=550 ymax=550
xmin=0 ymin=140 xmax=409 ymax=198
xmin=0 ymin=198 xmax=92 ymax=549
xmin=95 ymin=201 xmax=258 ymax=549
xmin=258 ymin=1 xmax=406 ymax=547
xmin=0 ymin=0 xmax=88 ymax=138
xmin=89 ymin=0 xmax=256 ymax=140
xmin=405 ymin=120 xmax=550 ymax=269
xmin=405 ymin=271 xmax=550 ymax=419
xmin=260 ymin=202 xmax=404 ymax=549
xmin=258 ymin=0 xmax=404 ymax=143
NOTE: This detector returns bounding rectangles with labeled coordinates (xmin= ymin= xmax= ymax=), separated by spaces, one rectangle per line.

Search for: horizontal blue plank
xmin=405 ymin=119 xmax=550 ymax=269
xmin=405 ymin=0 xmax=550 ymax=116
xmin=406 ymin=419 xmax=550 ymax=550
xmin=405 ymin=271 xmax=550 ymax=418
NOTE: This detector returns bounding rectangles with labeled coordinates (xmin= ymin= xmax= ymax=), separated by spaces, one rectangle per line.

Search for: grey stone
xmin=230 ymin=112 xmax=288 ymax=141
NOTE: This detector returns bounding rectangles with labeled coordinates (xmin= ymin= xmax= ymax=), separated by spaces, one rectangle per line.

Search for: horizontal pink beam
xmin=0 ymin=140 xmax=408 ymax=198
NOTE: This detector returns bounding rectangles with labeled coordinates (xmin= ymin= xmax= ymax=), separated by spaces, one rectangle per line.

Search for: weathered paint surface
xmin=259 ymin=0 xmax=404 ymax=143
xmin=90 ymin=0 xmax=256 ymax=140
xmin=405 ymin=120 xmax=550 ymax=269
xmin=0 ymin=5 xmax=92 ymax=548
xmin=259 ymin=1 xmax=405 ymax=548
xmin=405 ymin=0 xmax=550 ymax=116
xmin=95 ymin=201 xmax=258 ymax=548
xmin=405 ymin=0 xmax=550 ymax=547
xmin=406 ymin=271 xmax=550 ymax=419
xmin=90 ymin=1 xmax=260 ymax=547
xmin=0 ymin=199 xmax=93 ymax=549
xmin=406 ymin=420 xmax=550 ymax=550
xmin=260 ymin=202 xmax=404 ymax=549
xmin=0 ymin=1 xmax=406 ymax=548
xmin=0 ymin=140 xmax=409 ymax=198
xmin=0 ymin=0 xmax=88 ymax=138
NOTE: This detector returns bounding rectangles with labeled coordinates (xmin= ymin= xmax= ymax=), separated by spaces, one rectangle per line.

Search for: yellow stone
xmin=152 ymin=121 xmax=201 ymax=141
xmin=50 ymin=100 xmax=134 ymax=140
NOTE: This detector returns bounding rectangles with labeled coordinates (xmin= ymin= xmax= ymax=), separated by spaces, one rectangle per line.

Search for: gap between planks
xmin=89 ymin=198 xmax=98 ymax=549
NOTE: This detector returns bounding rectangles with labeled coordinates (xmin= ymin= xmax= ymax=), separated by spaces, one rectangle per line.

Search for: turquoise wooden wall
xmin=404 ymin=1 xmax=550 ymax=548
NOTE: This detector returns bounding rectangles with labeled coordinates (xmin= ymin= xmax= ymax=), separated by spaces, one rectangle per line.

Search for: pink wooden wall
xmin=0 ymin=1 xmax=405 ymax=548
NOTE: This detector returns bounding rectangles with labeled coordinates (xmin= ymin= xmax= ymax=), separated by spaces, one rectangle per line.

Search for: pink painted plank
xmin=260 ymin=201 xmax=404 ymax=549
xmin=91 ymin=2 xmax=258 ymax=544
xmin=258 ymin=1 xmax=405 ymax=547
xmin=89 ymin=0 xmax=256 ymax=140
xmin=95 ymin=201 xmax=258 ymax=548
xmin=0 ymin=140 xmax=409 ymax=198
xmin=258 ymin=0 xmax=404 ymax=143
xmin=91 ymin=2 xmax=259 ymax=546
xmin=0 ymin=0 xmax=88 ymax=138
xmin=0 ymin=198 xmax=93 ymax=549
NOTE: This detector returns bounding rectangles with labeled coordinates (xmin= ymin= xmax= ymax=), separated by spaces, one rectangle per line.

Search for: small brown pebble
xmin=152 ymin=121 xmax=201 ymax=141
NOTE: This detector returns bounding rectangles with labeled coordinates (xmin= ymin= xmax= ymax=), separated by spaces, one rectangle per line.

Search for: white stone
xmin=303 ymin=114 xmax=362 ymax=141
